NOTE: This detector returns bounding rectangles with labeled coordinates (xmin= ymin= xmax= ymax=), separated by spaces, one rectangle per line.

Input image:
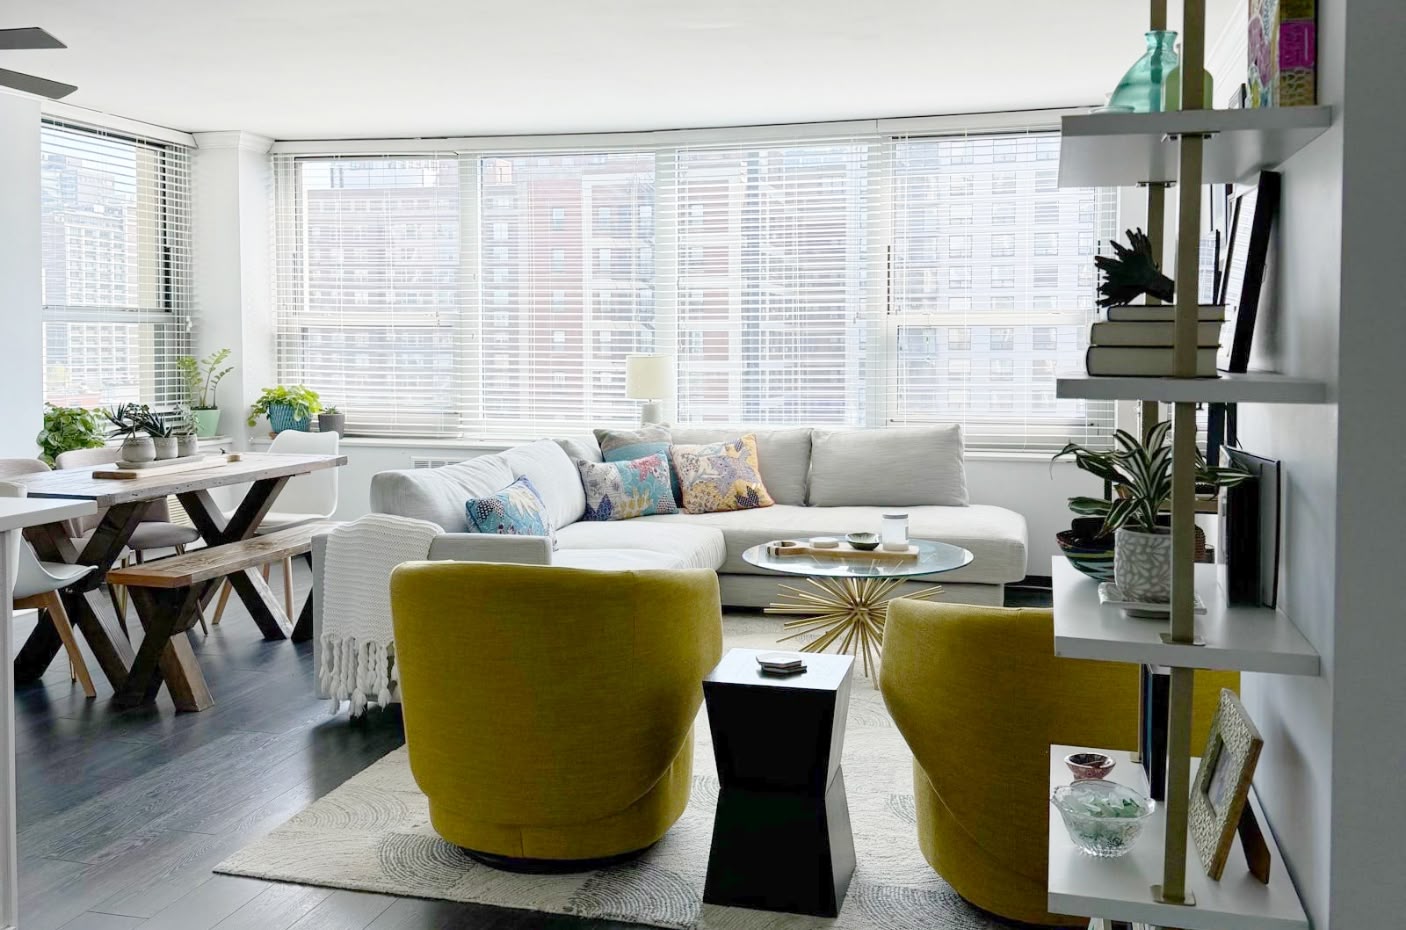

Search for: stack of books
xmin=1085 ymin=305 xmax=1226 ymax=377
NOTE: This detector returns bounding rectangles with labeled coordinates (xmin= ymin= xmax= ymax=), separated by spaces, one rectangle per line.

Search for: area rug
xmin=216 ymin=615 xmax=1011 ymax=929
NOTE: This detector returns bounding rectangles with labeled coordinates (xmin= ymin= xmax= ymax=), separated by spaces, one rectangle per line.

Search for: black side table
xmin=701 ymin=648 xmax=856 ymax=917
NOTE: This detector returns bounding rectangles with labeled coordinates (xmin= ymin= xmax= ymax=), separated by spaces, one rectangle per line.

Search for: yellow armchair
xmin=390 ymin=561 xmax=723 ymax=869
xmin=880 ymin=599 xmax=1234 ymax=926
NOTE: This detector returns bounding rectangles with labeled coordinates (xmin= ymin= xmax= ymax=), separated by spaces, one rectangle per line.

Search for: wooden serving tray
xmin=766 ymin=540 xmax=920 ymax=562
xmin=94 ymin=456 xmax=226 ymax=480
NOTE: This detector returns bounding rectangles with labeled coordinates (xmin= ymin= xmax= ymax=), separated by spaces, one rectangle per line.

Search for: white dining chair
xmin=55 ymin=446 xmax=207 ymax=634
xmin=0 ymin=476 xmax=97 ymax=698
xmin=213 ymin=429 xmax=340 ymax=624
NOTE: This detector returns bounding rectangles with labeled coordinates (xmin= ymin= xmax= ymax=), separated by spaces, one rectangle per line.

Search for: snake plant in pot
xmin=1053 ymin=421 xmax=1250 ymax=603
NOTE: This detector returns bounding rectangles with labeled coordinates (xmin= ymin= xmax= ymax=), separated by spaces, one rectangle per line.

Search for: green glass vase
xmin=1108 ymin=31 xmax=1180 ymax=113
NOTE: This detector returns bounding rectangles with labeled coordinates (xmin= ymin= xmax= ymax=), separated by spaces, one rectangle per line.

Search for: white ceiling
xmin=2 ymin=0 xmax=1237 ymax=141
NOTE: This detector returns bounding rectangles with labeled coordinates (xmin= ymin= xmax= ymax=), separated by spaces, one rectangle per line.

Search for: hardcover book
xmin=1249 ymin=0 xmax=1317 ymax=107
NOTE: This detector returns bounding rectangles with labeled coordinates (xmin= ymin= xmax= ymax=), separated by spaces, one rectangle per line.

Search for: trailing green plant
xmin=247 ymin=384 xmax=322 ymax=427
xmin=1052 ymin=421 xmax=1251 ymax=535
xmin=36 ymin=404 xmax=107 ymax=466
xmin=176 ymin=349 xmax=233 ymax=410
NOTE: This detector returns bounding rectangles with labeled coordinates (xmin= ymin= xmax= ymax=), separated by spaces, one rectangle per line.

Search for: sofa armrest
xmin=427 ymin=533 xmax=553 ymax=565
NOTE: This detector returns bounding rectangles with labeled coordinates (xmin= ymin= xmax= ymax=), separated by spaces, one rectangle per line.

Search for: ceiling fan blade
xmin=0 ymin=68 xmax=77 ymax=99
xmin=0 ymin=27 xmax=66 ymax=51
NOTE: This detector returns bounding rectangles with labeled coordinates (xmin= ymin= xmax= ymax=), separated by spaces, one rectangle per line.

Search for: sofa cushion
xmin=554 ymin=520 xmax=726 ymax=572
xmin=500 ymin=439 xmax=587 ymax=529
xmin=671 ymin=435 xmax=775 ymax=514
xmin=555 ymin=436 xmax=602 ymax=464
xmin=669 ymin=427 xmax=811 ymax=505
xmin=635 ymin=504 xmax=1025 ymax=585
xmin=576 ymin=453 xmax=679 ymax=521
xmin=370 ymin=456 xmax=516 ymax=531
xmin=808 ymin=426 xmax=968 ymax=507
xmin=466 ymin=475 xmax=554 ymax=541
xmin=552 ymin=548 xmax=697 ymax=571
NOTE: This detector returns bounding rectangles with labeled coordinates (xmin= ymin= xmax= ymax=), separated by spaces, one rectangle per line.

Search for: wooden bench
xmin=106 ymin=521 xmax=334 ymax=710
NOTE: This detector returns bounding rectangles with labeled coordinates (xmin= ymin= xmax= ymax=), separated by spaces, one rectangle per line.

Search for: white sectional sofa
xmin=366 ymin=427 xmax=1028 ymax=607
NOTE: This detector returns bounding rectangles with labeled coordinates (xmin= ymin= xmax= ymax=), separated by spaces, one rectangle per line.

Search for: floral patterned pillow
xmin=670 ymin=435 xmax=775 ymax=514
xmin=577 ymin=452 xmax=680 ymax=522
xmin=465 ymin=476 xmax=554 ymax=543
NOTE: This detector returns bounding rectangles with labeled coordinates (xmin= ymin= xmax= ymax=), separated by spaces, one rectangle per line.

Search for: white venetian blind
xmin=885 ymin=130 xmax=1117 ymax=451
xmin=474 ymin=150 xmax=656 ymax=433
xmin=272 ymin=154 xmax=466 ymax=436
xmin=666 ymin=136 xmax=881 ymax=427
xmin=40 ymin=121 xmax=193 ymax=410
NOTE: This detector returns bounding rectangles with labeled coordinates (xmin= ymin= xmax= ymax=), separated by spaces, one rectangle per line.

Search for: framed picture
xmin=1191 ymin=690 xmax=1265 ymax=879
xmin=1217 ymin=171 xmax=1282 ymax=372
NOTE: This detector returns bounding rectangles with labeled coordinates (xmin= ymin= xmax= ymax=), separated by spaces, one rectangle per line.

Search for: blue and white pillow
xmin=577 ymin=453 xmax=679 ymax=522
xmin=466 ymin=476 xmax=554 ymax=542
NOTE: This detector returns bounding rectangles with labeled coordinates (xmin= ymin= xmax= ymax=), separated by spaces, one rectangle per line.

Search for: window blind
xmin=886 ymin=130 xmax=1117 ymax=450
xmin=40 ymin=121 xmax=193 ymax=410
xmin=271 ymin=124 xmax=1118 ymax=451
xmin=272 ymin=154 xmax=466 ymax=436
xmin=667 ymin=137 xmax=880 ymax=427
xmin=476 ymin=151 xmax=656 ymax=434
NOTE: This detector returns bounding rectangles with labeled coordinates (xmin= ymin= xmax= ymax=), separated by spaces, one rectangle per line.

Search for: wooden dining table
xmin=5 ymin=452 xmax=347 ymax=694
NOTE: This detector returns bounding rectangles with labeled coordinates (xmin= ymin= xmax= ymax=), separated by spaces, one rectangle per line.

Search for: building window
xmin=1035 ymin=232 xmax=1060 ymax=256
xmin=1032 ymin=326 xmax=1058 ymax=350
xmin=990 ymin=327 xmax=1016 ymax=351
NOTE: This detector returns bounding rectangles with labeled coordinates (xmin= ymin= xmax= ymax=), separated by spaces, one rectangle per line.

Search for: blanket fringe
xmin=320 ymin=632 xmax=396 ymax=718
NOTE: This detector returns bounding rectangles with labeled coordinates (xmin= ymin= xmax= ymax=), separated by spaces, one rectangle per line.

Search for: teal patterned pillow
xmin=577 ymin=453 xmax=679 ymax=522
xmin=594 ymin=426 xmax=680 ymax=503
xmin=465 ymin=476 xmax=554 ymax=541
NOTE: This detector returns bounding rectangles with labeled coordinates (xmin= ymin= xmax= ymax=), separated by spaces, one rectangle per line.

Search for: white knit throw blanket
xmin=319 ymin=513 xmax=441 ymax=717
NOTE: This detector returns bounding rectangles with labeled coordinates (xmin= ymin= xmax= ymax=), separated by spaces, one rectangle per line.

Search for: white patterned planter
xmin=1114 ymin=528 xmax=1173 ymax=603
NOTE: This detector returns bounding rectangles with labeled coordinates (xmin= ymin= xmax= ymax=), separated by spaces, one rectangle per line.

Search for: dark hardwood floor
xmin=15 ymin=563 xmax=1052 ymax=930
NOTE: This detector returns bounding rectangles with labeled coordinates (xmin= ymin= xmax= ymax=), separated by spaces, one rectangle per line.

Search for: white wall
xmin=1235 ymin=0 xmax=1406 ymax=926
xmin=0 ymin=93 xmax=44 ymax=457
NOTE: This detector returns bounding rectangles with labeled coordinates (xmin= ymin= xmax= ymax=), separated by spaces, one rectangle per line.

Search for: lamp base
xmin=639 ymin=401 xmax=664 ymax=426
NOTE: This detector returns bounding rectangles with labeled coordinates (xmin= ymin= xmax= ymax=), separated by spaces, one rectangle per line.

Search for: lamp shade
xmin=625 ymin=354 xmax=675 ymax=400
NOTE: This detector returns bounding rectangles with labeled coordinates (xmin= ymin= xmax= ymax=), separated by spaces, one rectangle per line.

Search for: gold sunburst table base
xmin=766 ymin=575 xmax=944 ymax=684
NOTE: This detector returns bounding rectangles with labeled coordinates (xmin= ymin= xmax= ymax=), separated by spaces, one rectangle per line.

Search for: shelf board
xmin=1056 ymin=372 xmax=1328 ymax=405
xmin=1049 ymin=746 xmax=1309 ymax=930
xmin=1058 ymin=106 xmax=1333 ymax=187
xmin=1052 ymin=558 xmax=1320 ymax=676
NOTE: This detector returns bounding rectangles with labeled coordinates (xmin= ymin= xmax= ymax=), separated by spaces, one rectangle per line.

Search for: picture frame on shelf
xmin=1218 ymin=170 xmax=1282 ymax=373
xmin=1191 ymin=689 xmax=1265 ymax=881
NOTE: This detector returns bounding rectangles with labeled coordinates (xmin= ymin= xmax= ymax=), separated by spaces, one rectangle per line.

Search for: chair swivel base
xmin=460 ymin=844 xmax=653 ymax=874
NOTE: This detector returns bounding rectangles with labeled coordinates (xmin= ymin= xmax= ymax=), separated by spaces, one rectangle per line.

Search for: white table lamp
xmin=626 ymin=354 xmax=674 ymax=426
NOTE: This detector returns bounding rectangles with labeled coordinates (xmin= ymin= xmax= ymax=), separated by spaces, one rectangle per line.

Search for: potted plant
xmin=1053 ymin=422 xmax=1249 ymax=603
xmin=247 ymin=384 xmax=322 ymax=434
xmin=177 ymin=349 xmax=233 ymax=438
xmin=105 ymin=404 xmax=155 ymax=464
xmin=139 ymin=408 xmax=178 ymax=460
xmin=173 ymin=406 xmax=200 ymax=458
xmin=318 ymin=406 xmax=346 ymax=436
xmin=36 ymin=404 xmax=107 ymax=466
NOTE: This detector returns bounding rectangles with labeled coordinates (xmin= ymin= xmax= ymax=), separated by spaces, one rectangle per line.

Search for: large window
xmin=274 ymin=126 xmax=1115 ymax=450
xmin=40 ymin=122 xmax=193 ymax=408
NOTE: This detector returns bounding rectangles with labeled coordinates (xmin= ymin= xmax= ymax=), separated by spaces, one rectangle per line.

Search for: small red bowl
xmin=1064 ymin=752 xmax=1116 ymax=780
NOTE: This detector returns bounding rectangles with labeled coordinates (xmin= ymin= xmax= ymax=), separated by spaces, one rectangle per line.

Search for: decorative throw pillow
xmin=576 ymin=453 xmax=679 ymax=522
xmin=465 ymin=476 xmax=554 ymax=542
xmin=670 ymin=435 xmax=775 ymax=515
xmin=594 ymin=425 xmax=680 ymax=503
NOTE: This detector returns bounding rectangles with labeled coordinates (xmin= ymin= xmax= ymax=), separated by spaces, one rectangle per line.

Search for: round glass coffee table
xmin=742 ymin=539 xmax=974 ymax=681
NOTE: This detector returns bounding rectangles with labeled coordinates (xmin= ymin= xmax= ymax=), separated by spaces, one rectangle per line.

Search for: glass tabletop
xmin=741 ymin=538 xmax=974 ymax=579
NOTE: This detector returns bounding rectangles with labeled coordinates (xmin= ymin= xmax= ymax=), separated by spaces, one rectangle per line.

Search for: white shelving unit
xmin=1058 ymin=106 xmax=1332 ymax=187
xmin=1056 ymin=372 xmax=1328 ymax=405
xmin=1049 ymin=747 xmax=1310 ymax=930
xmin=1051 ymin=559 xmax=1320 ymax=676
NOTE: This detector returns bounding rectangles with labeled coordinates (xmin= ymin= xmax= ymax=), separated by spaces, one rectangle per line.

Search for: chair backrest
xmin=389 ymin=561 xmax=722 ymax=827
xmin=268 ymin=430 xmax=339 ymax=518
xmin=0 ymin=479 xmax=75 ymax=602
xmin=54 ymin=446 xmax=173 ymax=527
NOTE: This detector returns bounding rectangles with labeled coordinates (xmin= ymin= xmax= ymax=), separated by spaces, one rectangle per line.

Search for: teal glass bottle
xmin=1108 ymin=31 xmax=1180 ymax=113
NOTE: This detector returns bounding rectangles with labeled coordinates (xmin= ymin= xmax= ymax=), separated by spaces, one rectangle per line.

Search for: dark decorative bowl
xmin=1065 ymin=751 xmax=1117 ymax=780
xmin=846 ymin=532 xmax=881 ymax=551
xmin=1056 ymin=530 xmax=1116 ymax=583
